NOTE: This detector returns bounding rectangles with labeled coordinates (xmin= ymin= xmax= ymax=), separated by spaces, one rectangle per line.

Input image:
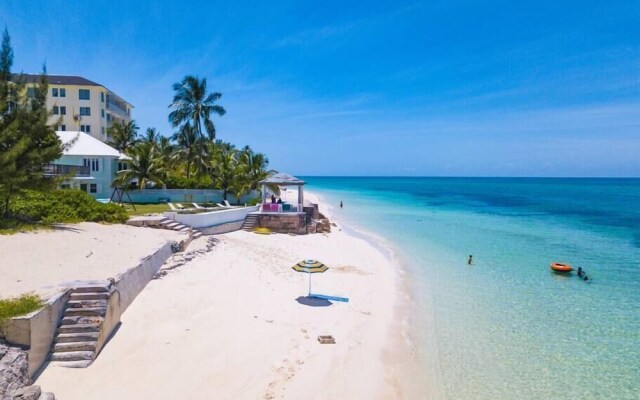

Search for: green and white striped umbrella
xmin=292 ymin=259 xmax=328 ymax=295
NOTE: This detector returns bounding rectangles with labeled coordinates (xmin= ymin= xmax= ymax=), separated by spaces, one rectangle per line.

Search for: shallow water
xmin=305 ymin=177 xmax=640 ymax=400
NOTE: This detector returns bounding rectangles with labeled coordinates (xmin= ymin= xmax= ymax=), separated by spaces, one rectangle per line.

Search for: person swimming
xmin=467 ymin=255 xmax=473 ymax=265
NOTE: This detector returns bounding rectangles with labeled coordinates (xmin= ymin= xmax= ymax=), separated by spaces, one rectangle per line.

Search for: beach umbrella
xmin=292 ymin=259 xmax=328 ymax=295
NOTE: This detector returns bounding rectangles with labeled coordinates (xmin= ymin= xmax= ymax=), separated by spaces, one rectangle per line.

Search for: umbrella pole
xmin=308 ymin=273 xmax=312 ymax=296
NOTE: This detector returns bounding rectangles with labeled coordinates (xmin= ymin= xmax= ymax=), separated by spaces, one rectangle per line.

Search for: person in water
xmin=577 ymin=267 xmax=584 ymax=277
xmin=467 ymin=255 xmax=473 ymax=265
xmin=340 ymin=200 xmax=343 ymax=208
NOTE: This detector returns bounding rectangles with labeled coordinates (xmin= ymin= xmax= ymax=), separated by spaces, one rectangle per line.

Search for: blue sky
xmin=2 ymin=0 xmax=639 ymax=176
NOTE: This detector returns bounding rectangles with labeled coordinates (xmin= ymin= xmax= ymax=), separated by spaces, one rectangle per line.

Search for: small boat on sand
xmin=550 ymin=262 xmax=573 ymax=273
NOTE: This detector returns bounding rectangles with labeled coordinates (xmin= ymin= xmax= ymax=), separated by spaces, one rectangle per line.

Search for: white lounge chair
xmin=168 ymin=202 xmax=182 ymax=211
xmin=223 ymin=200 xmax=232 ymax=207
xmin=193 ymin=203 xmax=203 ymax=209
xmin=176 ymin=203 xmax=189 ymax=209
xmin=216 ymin=203 xmax=227 ymax=208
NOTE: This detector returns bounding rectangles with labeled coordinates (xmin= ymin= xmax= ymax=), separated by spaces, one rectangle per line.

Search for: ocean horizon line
xmin=300 ymin=175 xmax=640 ymax=180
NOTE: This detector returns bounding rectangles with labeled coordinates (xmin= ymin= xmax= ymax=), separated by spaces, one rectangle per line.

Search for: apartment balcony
xmin=44 ymin=164 xmax=91 ymax=177
xmin=106 ymin=97 xmax=129 ymax=117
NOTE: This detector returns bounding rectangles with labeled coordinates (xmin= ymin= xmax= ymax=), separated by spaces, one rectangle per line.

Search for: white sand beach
xmin=35 ymin=196 xmax=423 ymax=399
xmin=0 ymin=223 xmax=181 ymax=299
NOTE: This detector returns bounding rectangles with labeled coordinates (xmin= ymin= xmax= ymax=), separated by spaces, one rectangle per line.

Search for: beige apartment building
xmin=22 ymin=74 xmax=133 ymax=143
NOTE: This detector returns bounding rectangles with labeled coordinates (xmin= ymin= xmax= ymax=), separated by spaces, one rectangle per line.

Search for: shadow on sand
xmin=295 ymin=296 xmax=332 ymax=307
xmin=50 ymin=224 xmax=83 ymax=233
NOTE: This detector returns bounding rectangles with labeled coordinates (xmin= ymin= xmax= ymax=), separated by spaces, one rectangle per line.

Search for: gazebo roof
xmin=259 ymin=173 xmax=305 ymax=186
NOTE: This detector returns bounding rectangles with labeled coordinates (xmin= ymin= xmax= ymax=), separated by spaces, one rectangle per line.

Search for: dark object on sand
xmin=318 ymin=335 xmax=336 ymax=344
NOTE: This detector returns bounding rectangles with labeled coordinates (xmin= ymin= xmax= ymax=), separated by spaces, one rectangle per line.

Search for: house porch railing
xmin=44 ymin=164 xmax=91 ymax=177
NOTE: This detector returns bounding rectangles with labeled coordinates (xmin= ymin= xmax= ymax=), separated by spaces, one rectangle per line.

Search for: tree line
xmin=0 ymin=25 xmax=276 ymax=224
xmin=108 ymin=75 xmax=275 ymax=202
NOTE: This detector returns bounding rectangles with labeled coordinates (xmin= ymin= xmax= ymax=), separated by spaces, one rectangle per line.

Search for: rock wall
xmin=0 ymin=344 xmax=54 ymax=400
xmin=1 ymin=291 xmax=70 ymax=377
xmin=258 ymin=213 xmax=307 ymax=234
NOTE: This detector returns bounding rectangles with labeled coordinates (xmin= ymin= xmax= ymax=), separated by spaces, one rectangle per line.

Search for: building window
xmin=90 ymin=184 xmax=97 ymax=193
xmin=101 ymin=127 xmax=105 ymax=135
xmin=80 ymin=125 xmax=91 ymax=133
xmin=101 ymin=109 xmax=105 ymax=118
xmin=58 ymin=125 xmax=66 ymax=131
xmin=101 ymin=92 xmax=104 ymax=102
xmin=118 ymin=161 xmax=128 ymax=171
xmin=83 ymin=158 xmax=100 ymax=172
xmin=80 ymin=183 xmax=88 ymax=192
xmin=79 ymin=89 xmax=90 ymax=100
xmin=52 ymin=88 xmax=58 ymax=97
xmin=79 ymin=107 xmax=91 ymax=116
xmin=26 ymin=87 xmax=36 ymax=98
xmin=61 ymin=184 xmax=70 ymax=189
xmin=60 ymin=106 xmax=66 ymax=115
xmin=60 ymin=88 xmax=66 ymax=97
xmin=52 ymin=106 xmax=59 ymax=115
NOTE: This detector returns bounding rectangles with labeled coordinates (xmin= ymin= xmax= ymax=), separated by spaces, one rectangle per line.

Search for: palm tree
xmin=210 ymin=145 xmax=240 ymax=201
xmin=142 ymin=127 xmax=160 ymax=145
xmin=156 ymin=136 xmax=175 ymax=172
xmin=107 ymin=120 xmax=139 ymax=153
xmin=168 ymin=75 xmax=226 ymax=142
xmin=112 ymin=141 xmax=163 ymax=189
xmin=240 ymin=145 xmax=276 ymax=191
xmin=172 ymin=123 xmax=206 ymax=179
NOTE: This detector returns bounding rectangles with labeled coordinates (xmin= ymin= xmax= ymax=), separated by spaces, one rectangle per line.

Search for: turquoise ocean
xmin=304 ymin=177 xmax=639 ymax=400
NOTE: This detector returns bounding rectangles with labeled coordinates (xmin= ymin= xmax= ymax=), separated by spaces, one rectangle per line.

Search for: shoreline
xmin=35 ymin=195 xmax=426 ymax=399
xmin=310 ymin=191 xmax=432 ymax=399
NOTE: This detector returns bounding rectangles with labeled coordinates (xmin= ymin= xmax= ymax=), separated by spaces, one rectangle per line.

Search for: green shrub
xmin=9 ymin=190 xmax=128 ymax=224
xmin=0 ymin=294 xmax=43 ymax=328
xmin=247 ymin=197 xmax=262 ymax=206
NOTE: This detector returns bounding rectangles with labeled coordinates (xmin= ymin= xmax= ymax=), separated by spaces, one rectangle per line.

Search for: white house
xmin=46 ymin=131 xmax=129 ymax=199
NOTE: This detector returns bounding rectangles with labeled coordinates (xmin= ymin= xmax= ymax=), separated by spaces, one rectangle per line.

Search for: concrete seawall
xmin=164 ymin=205 xmax=259 ymax=229
xmin=2 ymin=241 xmax=175 ymax=377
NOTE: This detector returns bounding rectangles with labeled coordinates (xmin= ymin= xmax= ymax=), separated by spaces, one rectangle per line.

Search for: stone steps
xmin=158 ymin=219 xmax=205 ymax=239
xmin=69 ymin=292 xmax=109 ymax=301
xmin=49 ymin=351 xmax=94 ymax=362
xmin=61 ymin=315 xmax=104 ymax=325
xmin=64 ymin=307 xmax=107 ymax=317
xmin=68 ymin=299 xmax=108 ymax=308
xmin=58 ymin=323 xmax=101 ymax=333
xmin=53 ymin=341 xmax=96 ymax=353
xmin=241 ymin=214 xmax=259 ymax=231
xmin=73 ymin=285 xmax=109 ymax=293
xmin=55 ymin=332 xmax=100 ymax=343
xmin=49 ymin=283 xmax=113 ymax=367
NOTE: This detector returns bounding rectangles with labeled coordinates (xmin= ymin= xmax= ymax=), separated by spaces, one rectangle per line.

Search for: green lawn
xmin=124 ymin=203 xmax=171 ymax=216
